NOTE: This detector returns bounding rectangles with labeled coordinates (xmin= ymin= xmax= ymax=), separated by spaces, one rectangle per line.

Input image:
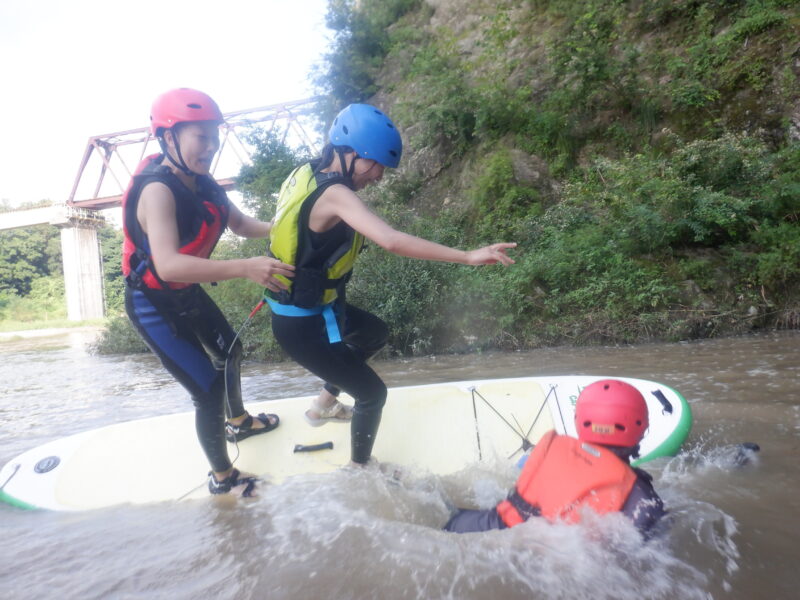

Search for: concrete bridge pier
xmin=57 ymin=210 xmax=106 ymax=321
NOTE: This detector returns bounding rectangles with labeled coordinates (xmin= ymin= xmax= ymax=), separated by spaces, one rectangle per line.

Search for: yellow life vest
xmin=268 ymin=163 xmax=364 ymax=307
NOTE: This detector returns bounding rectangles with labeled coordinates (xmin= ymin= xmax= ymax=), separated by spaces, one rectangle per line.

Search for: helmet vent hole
xmin=603 ymin=384 xmax=610 ymax=390
xmin=187 ymin=103 xmax=202 ymax=109
xmin=389 ymin=150 xmax=397 ymax=157
xmin=342 ymin=125 xmax=349 ymax=135
xmin=374 ymin=109 xmax=383 ymax=115
xmin=615 ymin=424 xmax=626 ymax=431
xmin=636 ymin=420 xmax=642 ymax=426
xmin=387 ymin=123 xmax=395 ymax=129
xmin=582 ymin=420 xmax=591 ymax=428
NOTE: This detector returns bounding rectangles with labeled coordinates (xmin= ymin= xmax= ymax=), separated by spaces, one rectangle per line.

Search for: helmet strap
xmin=336 ymin=148 xmax=356 ymax=183
xmin=159 ymin=128 xmax=196 ymax=177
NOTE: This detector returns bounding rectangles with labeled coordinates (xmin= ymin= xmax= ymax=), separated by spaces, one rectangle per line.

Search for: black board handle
xmin=293 ymin=441 xmax=334 ymax=453
xmin=651 ymin=389 xmax=673 ymax=414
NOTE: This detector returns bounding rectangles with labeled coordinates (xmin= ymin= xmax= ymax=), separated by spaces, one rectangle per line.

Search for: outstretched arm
xmin=319 ymin=186 xmax=516 ymax=266
xmin=137 ymin=182 xmax=294 ymax=291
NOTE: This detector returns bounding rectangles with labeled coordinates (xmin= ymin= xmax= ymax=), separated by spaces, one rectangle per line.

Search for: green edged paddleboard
xmin=0 ymin=376 xmax=691 ymax=511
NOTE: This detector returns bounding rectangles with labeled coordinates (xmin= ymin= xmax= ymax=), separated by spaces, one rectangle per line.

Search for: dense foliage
xmin=305 ymin=0 xmax=800 ymax=352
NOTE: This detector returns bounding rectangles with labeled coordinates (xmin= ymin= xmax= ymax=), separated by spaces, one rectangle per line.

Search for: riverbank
xmin=0 ymin=325 xmax=103 ymax=342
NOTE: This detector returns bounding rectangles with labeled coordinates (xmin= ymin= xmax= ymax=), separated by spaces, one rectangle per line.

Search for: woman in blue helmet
xmin=267 ymin=104 xmax=516 ymax=466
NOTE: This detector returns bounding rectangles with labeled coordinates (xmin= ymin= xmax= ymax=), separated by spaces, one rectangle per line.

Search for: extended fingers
xmin=494 ymin=252 xmax=515 ymax=266
xmin=490 ymin=242 xmax=516 ymax=266
xmin=264 ymin=276 xmax=289 ymax=291
xmin=495 ymin=242 xmax=517 ymax=251
xmin=267 ymin=259 xmax=295 ymax=276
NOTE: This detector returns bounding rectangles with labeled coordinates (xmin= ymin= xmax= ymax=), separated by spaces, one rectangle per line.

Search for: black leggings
xmin=271 ymin=303 xmax=388 ymax=463
xmin=125 ymin=285 xmax=245 ymax=472
xmin=443 ymin=508 xmax=507 ymax=533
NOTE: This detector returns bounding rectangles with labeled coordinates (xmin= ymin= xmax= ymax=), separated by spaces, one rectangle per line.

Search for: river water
xmin=0 ymin=329 xmax=797 ymax=599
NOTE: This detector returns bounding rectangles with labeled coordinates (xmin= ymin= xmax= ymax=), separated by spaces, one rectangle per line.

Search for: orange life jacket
xmin=122 ymin=154 xmax=229 ymax=290
xmin=496 ymin=430 xmax=638 ymax=527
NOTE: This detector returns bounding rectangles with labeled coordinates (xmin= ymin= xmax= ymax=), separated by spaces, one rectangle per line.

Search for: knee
xmin=361 ymin=380 xmax=387 ymax=411
xmin=212 ymin=338 xmax=242 ymax=371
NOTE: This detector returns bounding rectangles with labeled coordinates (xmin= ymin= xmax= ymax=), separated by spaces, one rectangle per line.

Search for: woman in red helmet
xmin=122 ymin=88 xmax=295 ymax=497
xmin=444 ymin=379 xmax=666 ymax=537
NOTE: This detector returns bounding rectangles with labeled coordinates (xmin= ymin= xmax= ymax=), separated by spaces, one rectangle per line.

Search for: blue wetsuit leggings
xmin=271 ymin=303 xmax=388 ymax=464
xmin=125 ymin=285 xmax=245 ymax=472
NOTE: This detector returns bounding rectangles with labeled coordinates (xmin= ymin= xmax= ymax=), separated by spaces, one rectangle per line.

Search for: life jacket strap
xmin=265 ymin=298 xmax=342 ymax=344
xmin=506 ymin=490 xmax=542 ymax=521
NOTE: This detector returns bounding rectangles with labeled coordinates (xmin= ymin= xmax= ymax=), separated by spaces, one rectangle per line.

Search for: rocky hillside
xmin=308 ymin=0 xmax=800 ymax=352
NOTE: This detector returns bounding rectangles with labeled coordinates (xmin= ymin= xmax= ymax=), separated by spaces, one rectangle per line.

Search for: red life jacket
xmin=496 ymin=431 xmax=638 ymax=527
xmin=122 ymin=154 xmax=229 ymax=290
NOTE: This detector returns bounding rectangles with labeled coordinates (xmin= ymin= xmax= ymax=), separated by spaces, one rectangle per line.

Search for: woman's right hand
xmin=243 ymin=257 xmax=295 ymax=291
xmin=466 ymin=242 xmax=517 ymax=266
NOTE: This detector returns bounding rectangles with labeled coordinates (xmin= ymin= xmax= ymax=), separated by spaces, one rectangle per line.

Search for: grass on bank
xmin=0 ymin=318 xmax=107 ymax=334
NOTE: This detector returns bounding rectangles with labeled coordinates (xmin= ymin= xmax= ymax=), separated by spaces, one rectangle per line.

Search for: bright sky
xmin=0 ymin=0 xmax=332 ymax=207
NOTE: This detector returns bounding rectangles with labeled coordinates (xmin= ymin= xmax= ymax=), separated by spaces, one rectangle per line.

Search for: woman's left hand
xmin=466 ymin=242 xmax=517 ymax=266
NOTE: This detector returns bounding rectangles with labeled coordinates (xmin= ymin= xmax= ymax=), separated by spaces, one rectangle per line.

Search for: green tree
xmin=0 ymin=225 xmax=61 ymax=295
xmin=98 ymin=225 xmax=125 ymax=313
xmin=312 ymin=0 xmax=421 ymax=121
xmin=237 ymin=129 xmax=311 ymax=221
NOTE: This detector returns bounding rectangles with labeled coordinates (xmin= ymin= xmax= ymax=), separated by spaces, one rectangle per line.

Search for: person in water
xmin=266 ymin=103 xmax=516 ymax=467
xmin=122 ymin=88 xmax=295 ymax=497
xmin=444 ymin=379 xmax=666 ymax=537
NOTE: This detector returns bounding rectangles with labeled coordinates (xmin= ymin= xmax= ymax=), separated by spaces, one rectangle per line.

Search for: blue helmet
xmin=328 ymin=104 xmax=402 ymax=168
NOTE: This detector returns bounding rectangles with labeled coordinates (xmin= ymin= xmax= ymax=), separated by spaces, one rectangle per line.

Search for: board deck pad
xmin=0 ymin=376 xmax=691 ymax=511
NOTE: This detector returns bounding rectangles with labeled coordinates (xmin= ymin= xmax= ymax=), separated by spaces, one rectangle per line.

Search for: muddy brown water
xmin=1 ymin=329 xmax=797 ymax=599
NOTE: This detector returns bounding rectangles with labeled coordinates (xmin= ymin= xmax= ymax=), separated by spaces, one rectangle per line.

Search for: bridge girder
xmin=67 ymin=96 xmax=322 ymax=210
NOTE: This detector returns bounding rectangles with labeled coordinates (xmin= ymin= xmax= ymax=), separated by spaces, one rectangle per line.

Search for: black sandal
xmin=225 ymin=412 xmax=280 ymax=443
xmin=208 ymin=468 xmax=259 ymax=497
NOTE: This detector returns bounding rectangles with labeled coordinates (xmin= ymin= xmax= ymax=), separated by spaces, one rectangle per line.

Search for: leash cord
xmin=222 ymin=298 xmax=267 ymax=467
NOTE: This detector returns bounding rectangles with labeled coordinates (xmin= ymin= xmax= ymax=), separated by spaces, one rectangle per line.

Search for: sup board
xmin=0 ymin=376 xmax=691 ymax=511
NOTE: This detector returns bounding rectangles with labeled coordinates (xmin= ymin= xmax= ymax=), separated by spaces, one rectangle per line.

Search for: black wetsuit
xmin=123 ymin=157 xmax=244 ymax=473
xmin=272 ymin=302 xmax=388 ymax=464
xmin=270 ymin=220 xmax=388 ymax=464
xmin=444 ymin=468 xmax=666 ymax=538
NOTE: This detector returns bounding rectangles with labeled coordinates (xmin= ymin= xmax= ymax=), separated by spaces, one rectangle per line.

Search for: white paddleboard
xmin=0 ymin=376 xmax=691 ymax=511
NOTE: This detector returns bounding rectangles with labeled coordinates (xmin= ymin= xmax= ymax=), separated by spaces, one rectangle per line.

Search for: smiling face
xmin=350 ymin=157 xmax=385 ymax=190
xmin=164 ymin=121 xmax=221 ymax=176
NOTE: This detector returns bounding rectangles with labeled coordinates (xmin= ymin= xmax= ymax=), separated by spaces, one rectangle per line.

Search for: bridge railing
xmin=0 ymin=204 xmax=105 ymax=232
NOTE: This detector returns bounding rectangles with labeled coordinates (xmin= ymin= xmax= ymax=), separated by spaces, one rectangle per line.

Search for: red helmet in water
xmin=150 ymin=88 xmax=223 ymax=135
xmin=575 ymin=379 xmax=649 ymax=447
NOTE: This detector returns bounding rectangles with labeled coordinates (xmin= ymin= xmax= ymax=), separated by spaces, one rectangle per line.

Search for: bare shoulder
xmin=139 ymin=181 xmax=176 ymax=214
xmin=319 ymin=182 xmax=365 ymax=212
xmin=137 ymin=181 xmax=177 ymax=232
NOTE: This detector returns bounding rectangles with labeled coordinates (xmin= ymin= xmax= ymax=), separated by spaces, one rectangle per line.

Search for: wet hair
xmin=313 ymin=143 xmax=355 ymax=172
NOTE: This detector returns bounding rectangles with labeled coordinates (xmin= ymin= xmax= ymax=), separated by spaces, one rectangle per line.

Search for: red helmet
xmin=150 ymin=88 xmax=223 ymax=135
xmin=575 ymin=379 xmax=649 ymax=447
